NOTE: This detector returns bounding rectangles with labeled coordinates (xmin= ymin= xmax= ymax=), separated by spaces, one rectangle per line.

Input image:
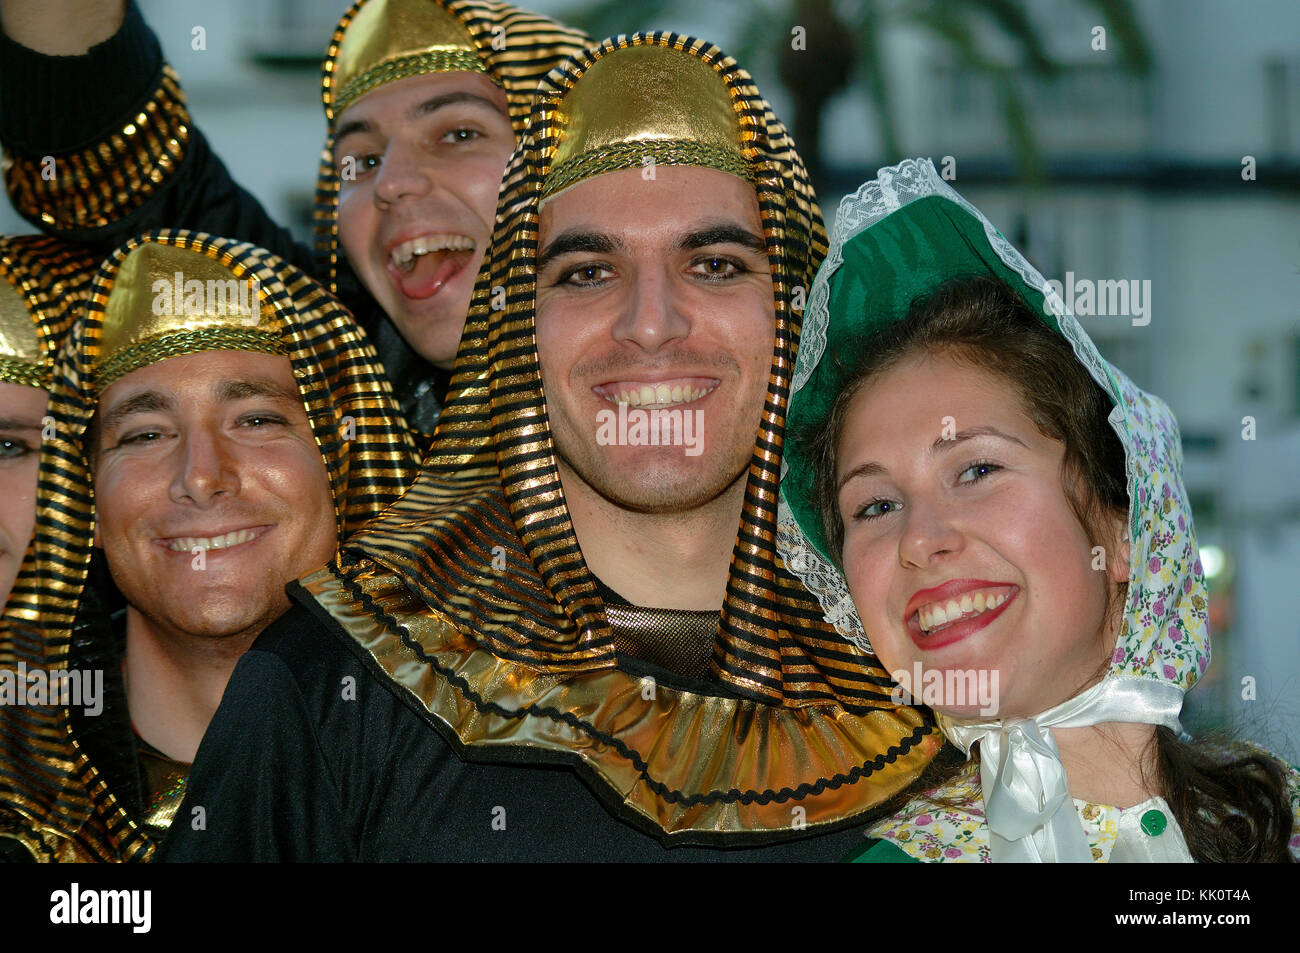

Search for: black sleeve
xmin=157 ymin=644 xmax=353 ymax=862
xmin=0 ymin=0 xmax=312 ymax=270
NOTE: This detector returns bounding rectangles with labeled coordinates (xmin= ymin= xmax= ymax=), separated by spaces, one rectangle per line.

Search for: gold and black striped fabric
xmin=0 ymin=236 xmax=98 ymax=862
xmin=312 ymin=0 xmax=591 ymax=293
xmin=3 ymin=66 xmax=189 ymax=233
xmin=306 ymin=34 xmax=938 ymax=840
xmin=0 ymin=235 xmax=96 ymax=391
xmin=0 ymin=230 xmax=419 ymax=861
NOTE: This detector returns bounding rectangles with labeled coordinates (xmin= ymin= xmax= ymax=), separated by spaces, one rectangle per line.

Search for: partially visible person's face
xmin=0 ymin=383 xmax=47 ymax=606
xmin=834 ymin=352 xmax=1127 ymax=719
xmin=334 ymin=72 xmax=515 ymax=369
xmin=535 ymin=165 xmax=775 ymax=514
xmin=93 ymin=350 xmax=336 ymax=642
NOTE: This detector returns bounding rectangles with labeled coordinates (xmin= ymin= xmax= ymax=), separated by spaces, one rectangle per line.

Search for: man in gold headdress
xmin=0 ymin=0 xmax=588 ymax=435
xmin=162 ymin=35 xmax=940 ymax=862
xmin=0 ymin=230 xmax=417 ymax=862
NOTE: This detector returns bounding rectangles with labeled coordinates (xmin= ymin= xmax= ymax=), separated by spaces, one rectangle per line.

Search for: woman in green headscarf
xmin=779 ymin=158 xmax=1299 ymax=862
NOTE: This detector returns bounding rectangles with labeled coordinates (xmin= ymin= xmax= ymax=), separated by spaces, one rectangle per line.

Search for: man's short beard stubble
xmin=550 ymin=351 xmax=760 ymax=515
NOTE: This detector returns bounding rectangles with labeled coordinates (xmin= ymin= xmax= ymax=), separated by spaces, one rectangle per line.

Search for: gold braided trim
xmin=543 ymin=139 xmax=755 ymax=198
xmin=0 ymin=357 xmax=47 ymax=390
xmin=334 ymin=50 xmax=487 ymax=116
xmin=94 ymin=327 xmax=284 ymax=393
xmin=3 ymin=65 xmax=189 ymax=231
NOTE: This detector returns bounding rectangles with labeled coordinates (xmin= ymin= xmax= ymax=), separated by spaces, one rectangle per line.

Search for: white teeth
xmin=608 ymin=383 xmax=718 ymax=407
xmin=388 ymin=234 xmax=475 ymax=270
xmin=916 ymin=588 xmax=1012 ymax=634
xmin=166 ymin=528 xmax=259 ymax=552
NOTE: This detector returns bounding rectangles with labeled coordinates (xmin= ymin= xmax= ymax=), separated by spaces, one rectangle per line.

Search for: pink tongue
xmin=397 ymin=250 xmax=471 ymax=299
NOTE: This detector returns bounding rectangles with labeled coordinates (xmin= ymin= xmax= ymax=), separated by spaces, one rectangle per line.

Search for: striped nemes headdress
xmin=313 ymin=0 xmax=590 ymax=293
xmin=300 ymin=36 xmax=939 ymax=844
xmin=0 ymin=231 xmax=418 ymax=862
xmin=0 ymin=236 xmax=95 ymax=392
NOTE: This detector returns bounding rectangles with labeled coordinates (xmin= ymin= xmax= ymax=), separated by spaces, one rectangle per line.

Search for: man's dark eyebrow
xmin=412 ymin=91 xmax=507 ymax=120
xmin=333 ymin=118 xmax=373 ymax=144
xmin=99 ymin=391 xmax=175 ymax=436
xmin=537 ymin=230 xmax=621 ymax=271
xmin=0 ymin=418 xmax=42 ymax=431
xmin=212 ymin=378 xmax=300 ymax=404
xmin=336 ymin=92 xmax=505 ymax=147
xmin=678 ymin=223 xmax=767 ymax=254
xmin=930 ymin=426 xmax=1028 ymax=454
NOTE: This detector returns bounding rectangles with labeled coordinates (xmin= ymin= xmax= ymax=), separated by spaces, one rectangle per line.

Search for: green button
xmin=1140 ymin=809 xmax=1167 ymax=836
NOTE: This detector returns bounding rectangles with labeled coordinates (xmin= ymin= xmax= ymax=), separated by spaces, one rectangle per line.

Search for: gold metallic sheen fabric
xmin=136 ymin=749 xmax=189 ymax=838
xmin=313 ymin=0 xmax=591 ymax=293
xmin=0 ymin=236 xmax=95 ymax=390
xmin=0 ymin=278 xmax=42 ymax=369
xmin=310 ymin=34 xmax=938 ymax=838
xmin=305 ymin=563 xmax=940 ymax=838
xmin=3 ymin=66 xmax=189 ymax=232
xmin=94 ymin=241 xmax=283 ymax=391
xmin=0 ymin=230 xmax=419 ymax=862
xmin=544 ymin=45 xmax=754 ymax=197
xmin=330 ymin=0 xmax=485 ymax=116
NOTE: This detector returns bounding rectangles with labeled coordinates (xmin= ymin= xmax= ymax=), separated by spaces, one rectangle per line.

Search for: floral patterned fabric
xmin=861 ymin=761 xmax=1135 ymax=863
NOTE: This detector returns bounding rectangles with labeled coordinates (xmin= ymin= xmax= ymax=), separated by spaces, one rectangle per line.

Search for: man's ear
xmin=1108 ymin=512 xmax=1130 ymax=584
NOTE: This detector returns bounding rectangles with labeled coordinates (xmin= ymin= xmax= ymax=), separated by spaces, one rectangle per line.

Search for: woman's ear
xmin=1107 ymin=513 xmax=1130 ymax=584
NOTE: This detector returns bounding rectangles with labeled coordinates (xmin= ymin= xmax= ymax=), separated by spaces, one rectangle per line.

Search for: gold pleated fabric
xmin=312 ymin=0 xmax=591 ymax=293
xmin=0 ymin=230 xmax=419 ymax=862
xmin=306 ymin=34 xmax=939 ymax=842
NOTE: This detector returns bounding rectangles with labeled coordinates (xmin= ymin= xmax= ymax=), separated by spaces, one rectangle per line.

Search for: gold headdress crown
xmin=95 ymin=242 xmax=283 ymax=392
xmin=544 ymin=44 xmax=754 ymax=198
xmin=0 ymin=276 xmax=44 ymax=389
xmin=326 ymin=0 xmax=485 ymax=120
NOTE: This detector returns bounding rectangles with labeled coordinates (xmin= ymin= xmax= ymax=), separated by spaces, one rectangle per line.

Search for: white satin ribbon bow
xmin=937 ymin=676 xmax=1185 ymax=863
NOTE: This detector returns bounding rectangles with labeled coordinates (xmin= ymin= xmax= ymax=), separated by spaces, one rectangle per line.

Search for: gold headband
xmin=543 ymin=44 xmax=754 ymax=198
xmin=95 ymin=242 xmax=283 ymax=392
xmin=329 ymin=0 xmax=485 ymax=119
xmin=0 ymin=275 xmax=45 ymax=389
